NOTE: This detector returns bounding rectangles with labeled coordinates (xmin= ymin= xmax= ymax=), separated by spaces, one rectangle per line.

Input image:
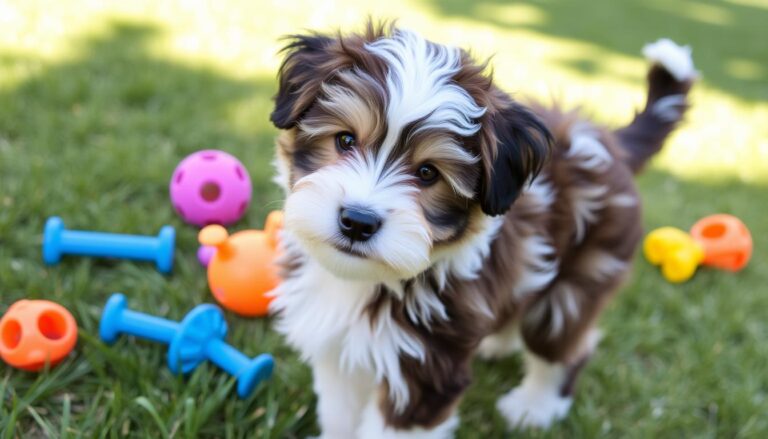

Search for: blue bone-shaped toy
xmin=100 ymin=293 xmax=274 ymax=398
xmin=43 ymin=216 xmax=175 ymax=273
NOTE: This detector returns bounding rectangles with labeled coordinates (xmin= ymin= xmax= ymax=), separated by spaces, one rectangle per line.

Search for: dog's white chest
xmin=271 ymin=259 xmax=424 ymax=410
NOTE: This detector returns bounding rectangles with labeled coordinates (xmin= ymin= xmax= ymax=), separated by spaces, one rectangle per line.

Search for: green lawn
xmin=1 ymin=0 xmax=767 ymax=437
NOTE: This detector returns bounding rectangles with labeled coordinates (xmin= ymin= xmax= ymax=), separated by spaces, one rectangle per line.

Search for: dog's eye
xmin=416 ymin=164 xmax=439 ymax=185
xmin=335 ymin=132 xmax=357 ymax=153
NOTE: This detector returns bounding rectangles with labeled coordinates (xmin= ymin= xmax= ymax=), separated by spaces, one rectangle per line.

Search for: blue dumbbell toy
xmin=43 ymin=216 xmax=175 ymax=273
xmin=100 ymin=293 xmax=273 ymax=398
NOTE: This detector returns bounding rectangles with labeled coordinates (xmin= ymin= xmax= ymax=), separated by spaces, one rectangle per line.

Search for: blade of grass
xmin=134 ymin=396 xmax=170 ymax=438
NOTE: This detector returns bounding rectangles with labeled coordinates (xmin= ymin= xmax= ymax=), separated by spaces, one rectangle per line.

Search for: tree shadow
xmin=0 ymin=20 xmax=285 ymax=262
xmin=420 ymin=0 xmax=768 ymax=103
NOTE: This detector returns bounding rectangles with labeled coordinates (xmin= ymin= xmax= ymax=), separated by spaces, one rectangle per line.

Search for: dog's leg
xmin=498 ymin=231 xmax=638 ymax=428
xmin=353 ymin=350 xmax=472 ymax=438
xmin=357 ymin=397 xmax=459 ymax=439
xmin=496 ymin=327 xmax=600 ymax=429
xmin=312 ymin=353 xmax=373 ymax=438
xmin=498 ymin=270 xmax=626 ymax=430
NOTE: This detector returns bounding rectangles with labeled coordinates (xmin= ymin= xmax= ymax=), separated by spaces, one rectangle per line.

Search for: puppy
xmin=268 ymin=22 xmax=696 ymax=438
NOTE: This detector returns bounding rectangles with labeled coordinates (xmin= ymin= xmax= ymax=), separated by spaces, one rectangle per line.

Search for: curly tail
xmin=616 ymin=39 xmax=698 ymax=174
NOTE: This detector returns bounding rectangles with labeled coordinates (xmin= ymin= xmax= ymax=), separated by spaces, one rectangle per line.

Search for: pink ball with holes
xmin=169 ymin=150 xmax=252 ymax=227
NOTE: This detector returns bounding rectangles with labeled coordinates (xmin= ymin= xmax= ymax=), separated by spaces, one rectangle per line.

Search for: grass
xmin=0 ymin=0 xmax=766 ymax=437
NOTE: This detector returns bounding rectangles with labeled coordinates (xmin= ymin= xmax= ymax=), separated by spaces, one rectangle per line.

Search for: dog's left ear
xmin=271 ymin=34 xmax=338 ymax=129
xmin=478 ymin=102 xmax=552 ymax=216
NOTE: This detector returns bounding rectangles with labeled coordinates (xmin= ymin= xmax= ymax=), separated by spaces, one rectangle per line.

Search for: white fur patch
xmin=651 ymin=94 xmax=687 ymax=122
xmin=523 ymin=175 xmax=556 ymax=213
xmin=569 ymin=184 xmax=608 ymax=243
xmin=358 ymin=399 xmax=459 ymax=438
xmin=432 ymin=214 xmax=504 ymax=281
xmin=567 ymin=123 xmax=613 ymax=172
xmin=270 ymin=248 xmax=377 ymax=360
xmin=607 ymin=193 xmax=638 ymax=208
xmin=580 ymin=249 xmax=628 ymax=282
xmin=582 ymin=328 xmax=602 ymax=355
xmin=513 ymin=235 xmax=559 ymax=297
xmin=478 ymin=320 xmax=522 ymax=360
xmin=404 ymin=278 xmax=449 ymax=329
xmin=466 ymin=288 xmax=495 ymax=320
xmin=366 ymin=29 xmax=486 ymax=163
xmin=497 ymin=353 xmax=572 ymax=429
xmin=524 ymin=282 xmax=580 ymax=339
xmin=312 ymin=353 xmax=374 ymax=438
xmin=642 ymin=38 xmax=698 ymax=82
xmin=271 ymin=156 xmax=291 ymax=193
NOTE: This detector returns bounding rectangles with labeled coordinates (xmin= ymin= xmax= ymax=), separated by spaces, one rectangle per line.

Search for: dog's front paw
xmin=496 ymin=385 xmax=572 ymax=429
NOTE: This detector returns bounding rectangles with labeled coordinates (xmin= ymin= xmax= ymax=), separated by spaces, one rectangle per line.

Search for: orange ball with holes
xmin=690 ymin=214 xmax=752 ymax=272
xmin=198 ymin=211 xmax=283 ymax=317
xmin=0 ymin=300 xmax=78 ymax=371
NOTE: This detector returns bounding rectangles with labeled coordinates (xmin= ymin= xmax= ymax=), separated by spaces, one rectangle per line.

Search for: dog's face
xmin=271 ymin=25 xmax=551 ymax=282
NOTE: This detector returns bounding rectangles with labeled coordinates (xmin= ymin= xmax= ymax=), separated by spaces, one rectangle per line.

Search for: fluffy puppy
xmin=268 ymin=22 xmax=696 ymax=438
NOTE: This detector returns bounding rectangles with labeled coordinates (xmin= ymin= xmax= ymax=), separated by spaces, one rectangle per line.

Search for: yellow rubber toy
xmin=643 ymin=227 xmax=705 ymax=283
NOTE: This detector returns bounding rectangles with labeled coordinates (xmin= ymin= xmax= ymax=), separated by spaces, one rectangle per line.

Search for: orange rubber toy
xmin=0 ymin=300 xmax=78 ymax=371
xmin=690 ymin=214 xmax=752 ymax=272
xmin=198 ymin=211 xmax=283 ymax=317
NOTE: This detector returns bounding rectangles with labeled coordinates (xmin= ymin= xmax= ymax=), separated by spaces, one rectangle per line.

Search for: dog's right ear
xmin=477 ymin=101 xmax=552 ymax=216
xmin=270 ymin=34 xmax=337 ymax=129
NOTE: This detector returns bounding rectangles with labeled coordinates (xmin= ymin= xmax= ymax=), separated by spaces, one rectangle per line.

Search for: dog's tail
xmin=615 ymin=39 xmax=698 ymax=174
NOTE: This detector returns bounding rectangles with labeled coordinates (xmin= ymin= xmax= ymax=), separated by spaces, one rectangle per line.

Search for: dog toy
xmin=43 ymin=217 xmax=175 ymax=274
xmin=100 ymin=293 xmax=273 ymax=398
xmin=169 ymin=150 xmax=252 ymax=227
xmin=0 ymin=300 xmax=78 ymax=371
xmin=644 ymin=227 xmax=704 ymax=283
xmin=690 ymin=214 xmax=752 ymax=272
xmin=644 ymin=214 xmax=752 ymax=282
xmin=197 ymin=245 xmax=215 ymax=267
xmin=198 ymin=211 xmax=283 ymax=317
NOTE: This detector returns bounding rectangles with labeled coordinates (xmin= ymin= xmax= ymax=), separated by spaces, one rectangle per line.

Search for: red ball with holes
xmin=169 ymin=150 xmax=253 ymax=227
xmin=0 ymin=300 xmax=78 ymax=371
xmin=690 ymin=214 xmax=753 ymax=272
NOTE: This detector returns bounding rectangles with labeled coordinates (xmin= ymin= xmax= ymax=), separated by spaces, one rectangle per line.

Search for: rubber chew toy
xmin=644 ymin=214 xmax=752 ymax=283
xmin=170 ymin=150 xmax=252 ymax=227
xmin=100 ymin=293 xmax=273 ymax=398
xmin=197 ymin=245 xmax=216 ymax=267
xmin=690 ymin=214 xmax=752 ymax=272
xmin=198 ymin=211 xmax=283 ymax=317
xmin=644 ymin=227 xmax=704 ymax=283
xmin=43 ymin=216 xmax=175 ymax=273
xmin=0 ymin=300 xmax=78 ymax=371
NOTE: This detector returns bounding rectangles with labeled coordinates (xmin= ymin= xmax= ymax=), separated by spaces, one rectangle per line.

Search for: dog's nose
xmin=338 ymin=207 xmax=382 ymax=242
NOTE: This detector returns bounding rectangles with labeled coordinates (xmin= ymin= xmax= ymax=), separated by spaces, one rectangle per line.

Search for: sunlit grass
xmin=1 ymin=0 xmax=766 ymax=437
xmin=5 ymin=0 xmax=763 ymax=182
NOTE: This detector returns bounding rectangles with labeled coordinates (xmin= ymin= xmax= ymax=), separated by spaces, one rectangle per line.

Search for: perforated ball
xmin=170 ymin=150 xmax=252 ymax=227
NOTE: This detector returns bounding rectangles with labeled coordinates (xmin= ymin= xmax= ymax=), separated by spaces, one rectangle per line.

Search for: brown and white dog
xmin=268 ymin=22 xmax=696 ymax=438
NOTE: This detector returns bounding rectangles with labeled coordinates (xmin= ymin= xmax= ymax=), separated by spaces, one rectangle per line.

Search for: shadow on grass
xmin=0 ymin=21 xmax=282 ymax=239
xmin=0 ymin=20 xmax=287 ymax=282
xmin=420 ymin=0 xmax=768 ymax=103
